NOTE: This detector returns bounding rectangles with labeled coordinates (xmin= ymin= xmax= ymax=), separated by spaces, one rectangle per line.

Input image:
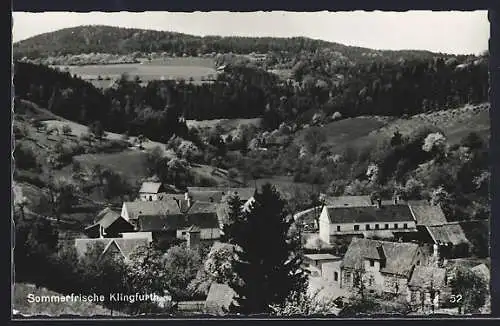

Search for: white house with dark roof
xmin=139 ymin=182 xmax=165 ymax=201
xmin=319 ymin=204 xmax=417 ymax=244
xmin=340 ymin=238 xmax=427 ymax=295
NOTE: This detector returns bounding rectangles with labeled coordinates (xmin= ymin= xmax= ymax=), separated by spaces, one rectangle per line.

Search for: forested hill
xmin=14 ymin=25 xmax=453 ymax=62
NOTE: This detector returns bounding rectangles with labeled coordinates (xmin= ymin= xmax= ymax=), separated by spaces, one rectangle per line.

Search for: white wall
xmin=121 ymin=231 xmax=153 ymax=242
xmin=121 ymin=203 xmax=130 ymax=221
xmin=319 ymin=207 xmax=331 ymax=244
xmin=140 ymin=193 xmax=159 ymax=201
xmin=329 ymin=220 xmax=416 ymax=235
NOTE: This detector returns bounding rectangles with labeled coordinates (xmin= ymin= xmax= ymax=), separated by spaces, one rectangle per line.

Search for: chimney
xmin=186 ymin=226 xmax=201 ymax=250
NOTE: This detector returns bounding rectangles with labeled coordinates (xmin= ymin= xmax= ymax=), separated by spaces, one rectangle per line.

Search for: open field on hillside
xmin=52 ymin=57 xmax=217 ymax=86
xmin=13 ymin=283 xmax=127 ymax=317
xmin=294 ymin=103 xmax=490 ymax=156
xmin=186 ymin=118 xmax=262 ymax=132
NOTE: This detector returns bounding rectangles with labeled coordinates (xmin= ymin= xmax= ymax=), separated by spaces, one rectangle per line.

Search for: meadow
xmin=52 ymin=57 xmax=218 ymax=87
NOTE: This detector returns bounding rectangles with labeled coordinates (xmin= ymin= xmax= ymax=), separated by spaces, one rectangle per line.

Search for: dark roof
xmin=187 ymin=225 xmax=201 ymax=232
xmin=408 ymin=266 xmax=447 ymax=289
xmin=325 ymin=205 xmax=415 ymax=224
xmin=187 ymin=201 xmax=219 ymax=214
xmin=138 ymin=212 xmax=219 ymax=231
xmin=122 ymin=200 xmax=182 ymax=220
xmin=86 ymin=207 xmax=122 ymax=230
xmin=188 ymin=187 xmax=256 ymax=202
xmin=341 ymin=238 xmax=420 ymax=277
xmin=409 ymin=203 xmax=448 ymax=226
xmin=426 ymin=224 xmax=469 ymax=245
xmin=323 ymin=195 xmax=372 ymax=207
xmin=139 ymin=182 xmax=163 ymax=194
xmin=189 ymin=190 xmax=225 ymax=203
xmin=204 ymin=283 xmax=237 ymax=314
xmin=74 ymin=237 xmax=150 ymax=260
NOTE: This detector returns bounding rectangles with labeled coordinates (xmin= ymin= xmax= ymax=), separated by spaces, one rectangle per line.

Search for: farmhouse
xmin=138 ymin=182 xmax=180 ymax=202
xmin=303 ymin=253 xmax=341 ymax=271
xmin=340 ymin=238 xmax=427 ymax=295
xmin=318 ymin=204 xmax=417 ymax=244
xmin=134 ymin=209 xmax=221 ymax=245
xmin=120 ymin=200 xmax=183 ymax=222
xmin=424 ymin=223 xmax=470 ymax=258
xmin=406 ymin=266 xmax=447 ymax=311
xmin=74 ymin=237 xmax=151 ymax=261
xmin=84 ymin=207 xmax=134 ymax=238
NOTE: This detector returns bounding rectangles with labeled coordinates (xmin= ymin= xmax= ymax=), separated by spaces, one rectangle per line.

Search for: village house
xmin=138 ymin=181 xmax=180 ymax=202
xmin=186 ymin=187 xmax=256 ymax=205
xmin=424 ymin=223 xmax=470 ymax=259
xmin=74 ymin=237 xmax=151 ymax=262
xmin=318 ymin=203 xmax=418 ymax=244
xmin=84 ymin=207 xmax=135 ymax=238
xmin=304 ymin=253 xmax=341 ymax=271
xmin=138 ymin=182 xmax=165 ymax=201
xmin=406 ymin=266 xmax=447 ymax=311
xmin=338 ymin=238 xmax=428 ymax=295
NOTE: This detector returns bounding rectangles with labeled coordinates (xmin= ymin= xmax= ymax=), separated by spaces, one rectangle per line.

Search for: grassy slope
xmin=13 ymin=283 xmax=127 ymax=317
xmin=293 ymin=103 xmax=490 ymax=156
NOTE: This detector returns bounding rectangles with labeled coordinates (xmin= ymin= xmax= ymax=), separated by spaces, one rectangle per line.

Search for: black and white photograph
xmin=11 ymin=10 xmax=491 ymax=318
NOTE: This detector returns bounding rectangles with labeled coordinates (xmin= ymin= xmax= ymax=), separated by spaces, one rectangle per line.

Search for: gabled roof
xmin=138 ymin=212 xmax=219 ymax=231
xmin=139 ymin=182 xmax=163 ymax=194
xmin=204 ymin=283 xmax=237 ymax=314
xmin=74 ymin=237 xmax=150 ymax=260
xmin=323 ymin=195 xmax=372 ymax=207
xmin=426 ymin=224 xmax=469 ymax=245
xmin=122 ymin=200 xmax=182 ymax=220
xmin=87 ymin=207 xmax=123 ymax=230
xmin=341 ymin=238 xmax=420 ymax=277
xmin=408 ymin=266 xmax=447 ymax=289
xmin=325 ymin=205 xmax=415 ymax=224
xmin=409 ymin=202 xmax=448 ymax=226
xmin=186 ymin=201 xmax=219 ymax=214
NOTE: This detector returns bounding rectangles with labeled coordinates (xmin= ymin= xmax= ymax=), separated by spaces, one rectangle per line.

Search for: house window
xmin=149 ymin=196 xmax=152 ymax=201
xmin=354 ymin=225 xmax=360 ymax=231
xmin=366 ymin=224 xmax=370 ymax=230
xmin=385 ymin=224 xmax=389 ymax=229
xmin=375 ymin=224 xmax=380 ymax=230
xmin=404 ymin=223 xmax=408 ymax=229
xmin=370 ymin=260 xmax=375 ymax=267
xmin=394 ymin=223 xmax=398 ymax=229
xmin=336 ymin=225 xmax=341 ymax=232
xmin=334 ymin=272 xmax=339 ymax=281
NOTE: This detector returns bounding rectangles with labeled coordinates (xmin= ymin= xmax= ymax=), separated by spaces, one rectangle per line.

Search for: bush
xmin=14 ymin=143 xmax=39 ymax=171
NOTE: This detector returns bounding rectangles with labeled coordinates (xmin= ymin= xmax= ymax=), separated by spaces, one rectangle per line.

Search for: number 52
xmin=450 ymin=294 xmax=463 ymax=303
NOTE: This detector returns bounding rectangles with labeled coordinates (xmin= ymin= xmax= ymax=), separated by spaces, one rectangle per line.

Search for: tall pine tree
xmin=225 ymin=183 xmax=308 ymax=314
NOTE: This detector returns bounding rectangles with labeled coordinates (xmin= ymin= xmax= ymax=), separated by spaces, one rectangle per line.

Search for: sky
xmin=12 ymin=11 xmax=489 ymax=55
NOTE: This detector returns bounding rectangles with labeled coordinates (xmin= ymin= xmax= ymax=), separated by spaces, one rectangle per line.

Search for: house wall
xmin=121 ymin=204 xmax=130 ymax=221
xmin=382 ymin=274 xmax=409 ymax=295
xmin=140 ymin=193 xmax=159 ymax=201
xmin=121 ymin=231 xmax=153 ymax=242
xmin=329 ymin=220 xmax=416 ymax=235
xmin=176 ymin=228 xmax=221 ymax=240
xmin=319 ymin=208 xmax=331 ymax=244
